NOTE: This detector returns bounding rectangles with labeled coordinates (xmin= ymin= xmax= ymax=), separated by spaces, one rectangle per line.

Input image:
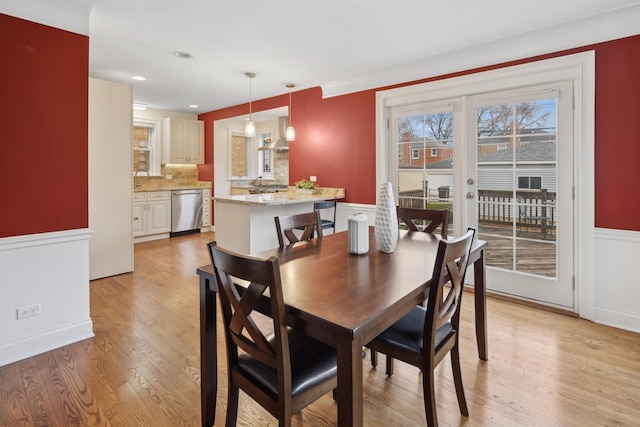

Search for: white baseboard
xmin=0 ymin=320 xmax=94 ymax=367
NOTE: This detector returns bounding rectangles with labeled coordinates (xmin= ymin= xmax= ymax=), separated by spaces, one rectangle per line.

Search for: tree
xmin=477 ymin=102 xmax=551 ymax=136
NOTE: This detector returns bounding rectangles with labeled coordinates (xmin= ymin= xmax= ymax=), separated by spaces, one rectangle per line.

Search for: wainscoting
xmin=0 ymin=229 xmax=94 ymax=366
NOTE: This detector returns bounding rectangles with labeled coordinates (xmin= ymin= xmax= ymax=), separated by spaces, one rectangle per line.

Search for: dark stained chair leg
xmin=371 ymin=350 xmax=378 ymax=367
xmin=226 ymin=383 xmax=239 ymax=427
xmin=385 ymin=355 xmax=394 ymax=376
xmin=451 ymin=345 xmax=469 ymax=416
xmin=423 ymin=367 xmax=437 ymax=427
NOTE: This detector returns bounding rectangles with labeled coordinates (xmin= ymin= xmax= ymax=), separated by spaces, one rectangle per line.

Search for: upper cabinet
xmin=161 ymin=117 xmax=204 ymax=164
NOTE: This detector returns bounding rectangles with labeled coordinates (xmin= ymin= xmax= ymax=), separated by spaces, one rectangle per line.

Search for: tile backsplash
xmin=134 ymin=164 xmax=209 ymax=190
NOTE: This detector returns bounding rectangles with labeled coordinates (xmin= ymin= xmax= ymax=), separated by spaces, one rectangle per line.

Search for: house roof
xmin=478 ymin=141 xmax=556 ymax=162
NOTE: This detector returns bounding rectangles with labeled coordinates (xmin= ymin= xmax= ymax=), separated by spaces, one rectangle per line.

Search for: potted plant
xmin=295 ymin=179 xmax=317 ymax=194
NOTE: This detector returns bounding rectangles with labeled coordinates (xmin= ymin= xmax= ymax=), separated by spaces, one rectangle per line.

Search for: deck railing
xmin=398 ymin=188 xmax=556 ymax=230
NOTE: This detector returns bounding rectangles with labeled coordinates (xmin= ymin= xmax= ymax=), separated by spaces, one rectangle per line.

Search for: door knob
xmin=466 ymin=192 xmax=475 ymax=199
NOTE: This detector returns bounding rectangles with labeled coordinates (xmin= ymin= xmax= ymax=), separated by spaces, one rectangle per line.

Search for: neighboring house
xmin=477 ymin=141 xmax=557 ymax=192
xmin=478 ymin=127 xmax=556 ymax=154
xmin=398 ymin=137 xmax=453 ymax=167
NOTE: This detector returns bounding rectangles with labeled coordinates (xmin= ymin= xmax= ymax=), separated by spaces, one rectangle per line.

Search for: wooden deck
xmin=478 ymin=221 xmax=557 ymax=278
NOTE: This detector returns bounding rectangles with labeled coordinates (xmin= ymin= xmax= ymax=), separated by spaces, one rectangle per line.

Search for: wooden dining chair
xmin=397 ymin=206 xmax=450 ymax=238
xmin=371 ymin=206 xmax=450 ymax=369
xmin=274 ymin=210 xmax=323 ymax=247
xmin=313 ymin=201 xmax=337 ymax=234
xmin=207 ymin=241 xmax=338 ymax=427
xmin=366 ymin=228 xmax=475 ymax=427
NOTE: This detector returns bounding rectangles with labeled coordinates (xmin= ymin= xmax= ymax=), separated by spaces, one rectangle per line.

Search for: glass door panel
xmin=394 ymin=108 xmax=455 ymax=235
xmin=469 ymin=82 xmax=573 ymax=308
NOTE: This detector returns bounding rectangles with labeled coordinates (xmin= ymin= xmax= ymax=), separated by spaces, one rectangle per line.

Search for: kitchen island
xmin=214 ymin=187 xmax=344 ymax=254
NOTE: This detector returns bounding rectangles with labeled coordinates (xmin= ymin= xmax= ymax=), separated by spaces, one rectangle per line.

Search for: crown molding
xmin=321 ymin=3 xmax=640 ymax=98
xmin=0 ymin=0 xmax=92 ymax=35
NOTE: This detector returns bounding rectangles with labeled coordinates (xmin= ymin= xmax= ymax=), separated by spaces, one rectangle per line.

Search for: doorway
xmin=378 ymin=53 xmax=595 ymax=313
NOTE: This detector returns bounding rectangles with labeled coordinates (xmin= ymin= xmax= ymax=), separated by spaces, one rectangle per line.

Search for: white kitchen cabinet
xmin=133 ymin=191 xmax=171 ymax=242
xmin=161 ymin=117 xmax=204 ymax=164
xmin=202 ymin=188 xmax=211 ymax=228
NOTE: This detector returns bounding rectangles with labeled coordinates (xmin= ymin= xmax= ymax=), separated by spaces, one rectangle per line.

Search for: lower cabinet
xmin=202 ymin=189 xmax=211 ymax=228
xmin=133 ymin=191 xmax=171 ymax=241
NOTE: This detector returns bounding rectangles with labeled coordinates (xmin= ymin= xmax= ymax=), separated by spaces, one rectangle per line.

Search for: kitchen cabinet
xmin=133 ymin=191 xmax=171 ymax=241
xmin=202 ymin=189 xmax=211 ymax=227
xmin=161 ymin=117 xmax=204 ymax=164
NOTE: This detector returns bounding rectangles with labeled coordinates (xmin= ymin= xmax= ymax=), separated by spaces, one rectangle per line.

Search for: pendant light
xmin=285 ymin=83 xmax=296 ymax=141
xmin=245 ymin=72 xmax=256 ymax=137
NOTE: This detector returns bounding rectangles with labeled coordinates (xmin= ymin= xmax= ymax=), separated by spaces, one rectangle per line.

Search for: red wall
xmin=0 ymin=14 xmax=89 ymax=238
xmin=200 ymin=34 xmax=640 ymax=232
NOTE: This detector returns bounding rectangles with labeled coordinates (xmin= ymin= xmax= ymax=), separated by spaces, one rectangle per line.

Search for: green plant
xmin=295 ymin=179 xmax=316 ymax=189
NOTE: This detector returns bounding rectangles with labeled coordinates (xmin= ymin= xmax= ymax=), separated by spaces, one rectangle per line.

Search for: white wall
xmin=594 ymin=228 xmax=640 ymax=332
xmin=0 ymin=230 xmax=94 ymax=366
xmin=89 ymin=78 xmax=134 ymax=280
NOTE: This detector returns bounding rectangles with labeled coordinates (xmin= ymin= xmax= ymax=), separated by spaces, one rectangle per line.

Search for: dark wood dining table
xmin=197 ymin=227 xmax=487 ymax=427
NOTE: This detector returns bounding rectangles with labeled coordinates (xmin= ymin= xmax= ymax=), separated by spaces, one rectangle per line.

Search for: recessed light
xmin=189 ymin=104 xmax=198 ymax=108
xmin=133 ymin=103 xmax=148 ymax=110
xmin=131 ymin=75 xmax=147 ymax=81
xmin=173 ymin=51 xmax=193 ymax=59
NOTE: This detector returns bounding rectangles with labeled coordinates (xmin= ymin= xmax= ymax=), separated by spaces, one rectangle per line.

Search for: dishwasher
xmin=171 ymin=189 xmax=203 ymax=235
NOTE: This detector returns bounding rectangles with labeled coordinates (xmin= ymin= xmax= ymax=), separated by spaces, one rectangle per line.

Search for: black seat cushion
xmin=371 ymin=306 xmax=454 ymax=355
xmin=237 ymin=328 xmax=337 ymax=399
xmin=320 ymin=219 xmax=335 ymax=228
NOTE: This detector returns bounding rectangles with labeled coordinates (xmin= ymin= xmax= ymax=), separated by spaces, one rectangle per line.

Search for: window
xmin=496 ymin=143 xmax=508 ymax=151
xmin=411 ymin=149 xmax=419 ymax=159
xmin=518 ymin=176 xmax=542 ymax=189
xmin=133 ymin=119 xmax=161 ymax=176
xmin=431 ymin=148 xmax=437 ymax=157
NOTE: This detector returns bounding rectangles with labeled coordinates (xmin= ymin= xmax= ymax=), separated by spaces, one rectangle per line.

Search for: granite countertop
xmin=134 ymin=182 xmax=212 ymax=192
xmin=215 ymin=187 xmax=345 ymax=206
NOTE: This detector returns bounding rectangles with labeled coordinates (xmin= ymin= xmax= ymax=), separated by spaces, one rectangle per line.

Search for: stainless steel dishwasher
xmin=171 ymin=189 xmax=203 ymax=235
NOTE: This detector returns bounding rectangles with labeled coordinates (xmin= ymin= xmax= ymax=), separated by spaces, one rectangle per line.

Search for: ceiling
xmin=9 ymin=0 xmax=640 ymax=114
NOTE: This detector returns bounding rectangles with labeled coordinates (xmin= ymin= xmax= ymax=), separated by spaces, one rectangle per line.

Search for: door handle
xmin=466 ymin=192 xmax=475 ymax=199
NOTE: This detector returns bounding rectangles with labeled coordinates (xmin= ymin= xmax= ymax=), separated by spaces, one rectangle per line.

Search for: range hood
xmin=257 ymin=116 xmax=289 ymax=151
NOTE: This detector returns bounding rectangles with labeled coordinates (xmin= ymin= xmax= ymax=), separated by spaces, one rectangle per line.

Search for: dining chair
xmin=370 ymin=206 xmax=450 ymax=370
xmin=275 ymin=210 xmax=323 ymax=247
xmin=397 ymin=206 xmax=450 ymax=238
xmin=207 ymin=241 xmax=338 ymax=427
xmin=314 ymin=201 xmax=337 ymax=234
xmin=366 ymin=228 xmax=476 ymax=427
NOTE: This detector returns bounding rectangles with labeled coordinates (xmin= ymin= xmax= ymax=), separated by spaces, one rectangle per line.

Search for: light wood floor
xmin=2 ymin=231 xmax=640 ymax=426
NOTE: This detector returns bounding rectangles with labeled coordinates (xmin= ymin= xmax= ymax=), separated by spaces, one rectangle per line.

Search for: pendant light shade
xmin=285 ymin=83 xmax=295 ymax=141
xmin=245 ymin=72 xmax=256 ymax=137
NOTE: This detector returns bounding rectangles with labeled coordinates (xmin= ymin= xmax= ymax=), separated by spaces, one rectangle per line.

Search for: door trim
xmin=375 ymin=51 xmax=595 ymax=319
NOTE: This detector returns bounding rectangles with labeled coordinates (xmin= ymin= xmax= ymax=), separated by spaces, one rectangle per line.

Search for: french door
xmin=389 ymin=81 xmax=575 ymax=309
xmin=465 ymin=82 xmax=574 ymax=308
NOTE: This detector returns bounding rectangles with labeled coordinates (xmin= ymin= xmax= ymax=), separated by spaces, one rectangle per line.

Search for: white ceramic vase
xmin=374 ymin=182 xmax=398 ymax=253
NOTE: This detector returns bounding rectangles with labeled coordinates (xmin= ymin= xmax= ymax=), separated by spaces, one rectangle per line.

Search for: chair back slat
xmin=397 ymin=206 xmax=449 ymax=238
xmin=208 ymin=241 xmax=290 ymax=370
xmin=426 ymin=228 xmax=475 ymax=342
xmin=275 ymin=210 xmax=323 ymax=247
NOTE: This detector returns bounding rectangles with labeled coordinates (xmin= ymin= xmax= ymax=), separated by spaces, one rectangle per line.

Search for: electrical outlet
xmin=310 ymin=176 xmax=317 ymax=182
xmin=17 ymin=304 xmax=41 ymax=319
xmin=166 ymin=174 xmax=172 ymax=179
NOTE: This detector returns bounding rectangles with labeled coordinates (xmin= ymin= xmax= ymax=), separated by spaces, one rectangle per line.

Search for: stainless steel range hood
xmin=258 ymin=116 xmax=289 ymax=151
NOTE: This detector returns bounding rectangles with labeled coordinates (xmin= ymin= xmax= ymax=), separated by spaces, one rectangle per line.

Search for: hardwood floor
xmin=2 ymin=231 xmax=640 ymax=426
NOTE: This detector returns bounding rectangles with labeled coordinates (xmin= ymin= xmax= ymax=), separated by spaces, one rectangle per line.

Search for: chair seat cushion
xmin=320 ymin=219 xmax=335 ymax=228
xmin=370 ymin=306 xmax=454 ymax=355
xmin=237 ymin=328 xmax=337 ymax=399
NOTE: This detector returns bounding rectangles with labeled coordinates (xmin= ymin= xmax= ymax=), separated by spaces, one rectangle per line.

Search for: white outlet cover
xmin=310 ymin=176 xmax=317 ymax=182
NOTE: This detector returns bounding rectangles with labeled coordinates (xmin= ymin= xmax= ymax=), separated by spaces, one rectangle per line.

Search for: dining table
xmin=197 ymin=227 xmax=488 ymax=427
